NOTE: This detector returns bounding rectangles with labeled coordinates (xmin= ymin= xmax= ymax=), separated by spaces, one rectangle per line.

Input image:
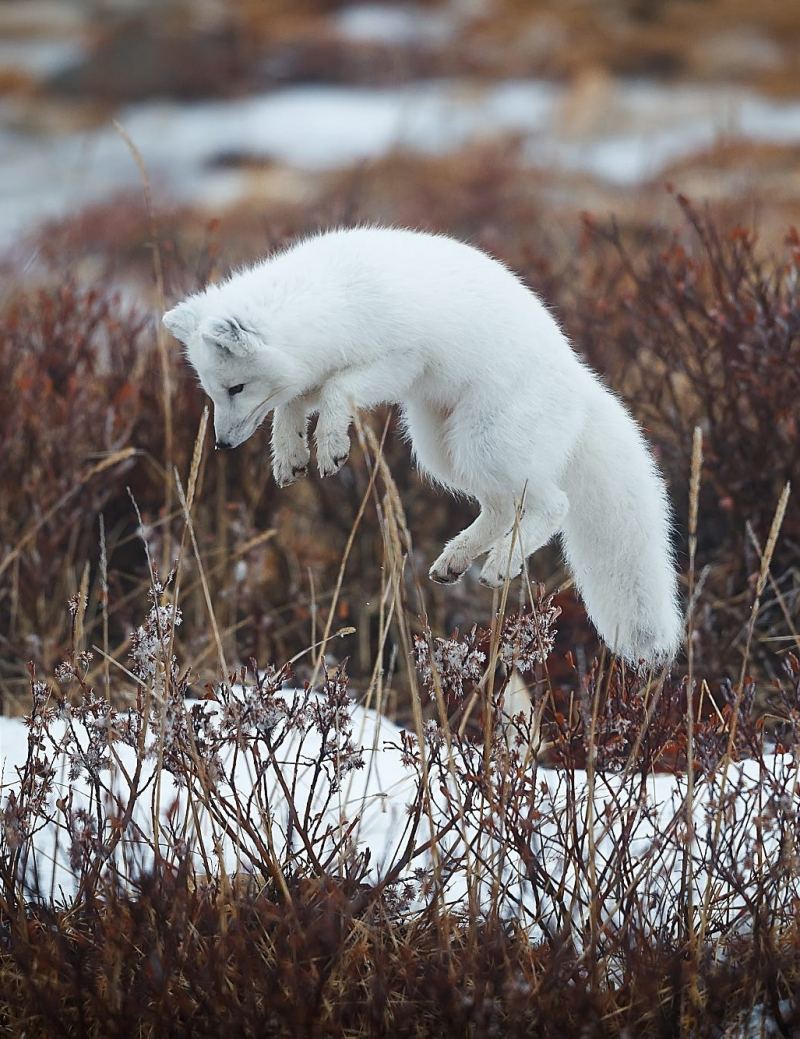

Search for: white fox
xmin=164 ymin=228 xmax=682 ymax=665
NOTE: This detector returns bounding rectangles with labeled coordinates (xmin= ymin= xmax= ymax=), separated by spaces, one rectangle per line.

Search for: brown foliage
xmin=2 ymin=589 xmax=800 ymax=1036
xmin=552 ymin=196 xmax=799 ymax=677
xmin=1 ymin=197 xmax=798 ymax=708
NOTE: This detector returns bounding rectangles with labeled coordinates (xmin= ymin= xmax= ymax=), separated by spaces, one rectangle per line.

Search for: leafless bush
xmin=560 ymin=196 xmax=800 ymax=678
xmin=3 ymin=183 xmax=800 ymax=1032
xmin=2 ymin=428 xmax=799 ymax=1036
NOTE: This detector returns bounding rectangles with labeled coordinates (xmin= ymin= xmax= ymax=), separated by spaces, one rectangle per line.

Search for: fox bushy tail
xmin=561 ymin=388 xmax=682 ymax=666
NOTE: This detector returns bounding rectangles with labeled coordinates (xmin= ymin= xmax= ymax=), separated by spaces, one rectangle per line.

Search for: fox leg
xmin=314 ymin=395 xmax=354 ymax=479
xmin=479 ymin=486 xmax=568 ymax=587
xmin=314 ymin=357 xmax=423 ymax=477
xmin=271 ymin=395 xmax=315 ymax=487
xmin=429 ymin=501 xmax=517 ymax=584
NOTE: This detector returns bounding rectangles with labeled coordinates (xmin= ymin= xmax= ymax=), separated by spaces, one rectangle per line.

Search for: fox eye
xmin=228 ymin=384 xmax=245 ymax=397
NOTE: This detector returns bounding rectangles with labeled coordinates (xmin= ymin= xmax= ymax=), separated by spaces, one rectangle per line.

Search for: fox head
xmin=163 ymin=297 xmax=300 ymax=450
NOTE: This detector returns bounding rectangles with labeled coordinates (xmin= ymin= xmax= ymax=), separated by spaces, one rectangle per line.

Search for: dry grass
xmin=1 ymin=421 xmax=799 ymax=1036
xmin=2 ymin=192 xmax=797 ymax=711
xmin=2 ymin=165 xmax=800 ymax=1034
xmin=559 ymin=196 xmax=800 ymax=679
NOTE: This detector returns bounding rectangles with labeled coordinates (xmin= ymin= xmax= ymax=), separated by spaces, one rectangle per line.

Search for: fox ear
xmin=162 ymin=301 xmax=199 ymax=344
xmin=200 ymin=316 xmax=253 ymax=357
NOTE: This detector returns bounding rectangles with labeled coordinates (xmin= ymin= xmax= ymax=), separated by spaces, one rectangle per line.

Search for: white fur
xmin=164 ymin=228 xmax=682 ymax=665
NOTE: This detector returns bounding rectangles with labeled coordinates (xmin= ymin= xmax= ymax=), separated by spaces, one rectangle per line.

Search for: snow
xmin=4 ymin=78 xmax=800 ymax=249
xmin=0 ymin=39 xmax=85 ymax=78
xmin=0 ymin=80 xmax=557 ymax=249
xmin=0 ymin=694 xmax=417 ymax=901
xmin=543 ymin=83 xmax=800 ymax=185
xmin=3 ymin=691 xmax=799 ymax=956
xmin=731 ymin=1001 xmax=796 ymax=1039
xmin=333 ymin=3 xmax=459 ymax=46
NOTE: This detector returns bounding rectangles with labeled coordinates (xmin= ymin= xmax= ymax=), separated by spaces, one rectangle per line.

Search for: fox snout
xmin=214 ymin=408 xmax=240 ymax=450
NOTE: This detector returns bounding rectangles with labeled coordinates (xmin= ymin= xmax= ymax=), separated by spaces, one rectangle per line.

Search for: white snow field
xmin=2 ymin=689 xmax=799 ymax=949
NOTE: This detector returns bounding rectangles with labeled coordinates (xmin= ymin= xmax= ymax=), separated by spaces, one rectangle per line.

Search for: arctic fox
xmin=164 ymin=228 xmax=682 ymax=665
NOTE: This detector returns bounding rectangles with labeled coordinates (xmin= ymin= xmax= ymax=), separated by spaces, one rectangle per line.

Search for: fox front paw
xmin=272 ymin=445 xmax=310 ymax=488
xmin=316 ymin=429 xmax=350 ymax=479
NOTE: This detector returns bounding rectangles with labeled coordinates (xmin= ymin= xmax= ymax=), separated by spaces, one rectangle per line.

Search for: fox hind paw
xmin=478 ymin=549 xmax=523 ymax=588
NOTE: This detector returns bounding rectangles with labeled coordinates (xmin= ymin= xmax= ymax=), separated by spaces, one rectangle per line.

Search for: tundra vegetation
xmin=1 ymin=186 xmax=799 ymax=1035
xmin=1 ymin=0 xmax=800 ymax=1023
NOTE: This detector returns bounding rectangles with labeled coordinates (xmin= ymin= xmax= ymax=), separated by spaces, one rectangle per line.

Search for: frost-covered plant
xmin=307 ymin=662 xmax=365 ymax=792
xmin=414 ymin=629 xmax=483 ymax=700
xmin=4 ymin=581 xmax=800 ymax=1035
xmin=2 ymin=678 xmax=58 ymax=854
xmin=128 ymin=575 xmax=182 ymax=694
xmin=217 ymin=664 xmax=292 ymax=744
xmin=413 ymin=591 xmax=559 ymax=702
xmin=499 ymin=595 xmax=561 ymax=672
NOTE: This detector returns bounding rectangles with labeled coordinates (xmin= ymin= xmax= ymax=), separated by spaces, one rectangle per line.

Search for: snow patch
xmin=3 ymin=693 xmax=799 ymax=953
xmin=4 ymin=78 xmax=800 ymax=248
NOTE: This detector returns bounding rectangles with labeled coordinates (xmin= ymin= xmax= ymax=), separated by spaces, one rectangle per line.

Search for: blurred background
xmin=3 ymin=0 xmax=800 ymax=254
xmin=1 ymin=0 xmax=799 ymax=711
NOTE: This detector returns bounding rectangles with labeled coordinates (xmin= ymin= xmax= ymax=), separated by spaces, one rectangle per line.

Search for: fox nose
xmin=215 ymin=438 xmax=232 ymax=451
